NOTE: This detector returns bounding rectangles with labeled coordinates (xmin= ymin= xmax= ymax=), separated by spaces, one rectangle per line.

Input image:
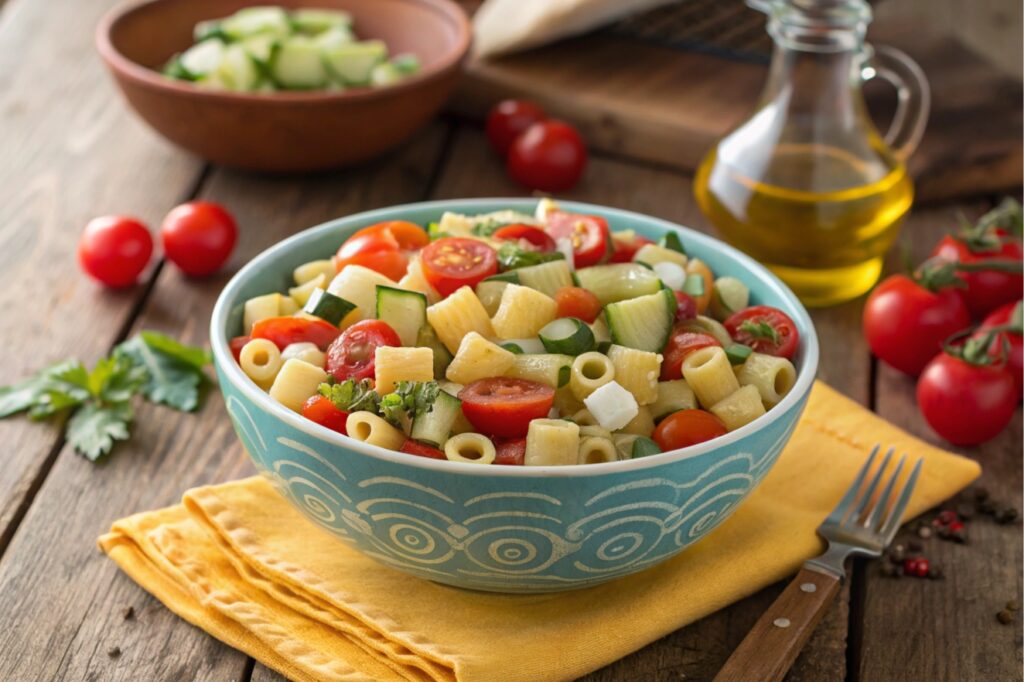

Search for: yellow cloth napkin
xmin=99 ymin=382 xmax=980 ymax=682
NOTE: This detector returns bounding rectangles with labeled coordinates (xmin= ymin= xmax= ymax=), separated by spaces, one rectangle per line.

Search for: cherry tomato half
xmin=653 ymin=409 xmax=728 ymax=451
xmin=917 ymin=352 xmax=1017 ymax=446
xmin=486 ymin=99 xmax=547 ymax=156
xmin=545 ymin=211 xmax=609 ymax=268
xmin=160 ymin=202 xmax=237 ymax=277
xmin=335 ymin=221 xmax=428 ymax=281
xmin=724 ymin=306 xmax=799 ymax=359
xmin=494 ymin=438 xmax=527 ymax=466
xmin=610 ymin=234 xmax=653 ymax=263
xmin=493 ymin=224 xmax=556 ymax=251
xmin=458 ymin=378 xmax=555 ymax=438
xmin=229 ymin=335 xmax=251 ymax=363
xmin=863 ymin=274 xmax=971 ymax=376
xmin=931 ymin=230 xmax=1023 ymax=318
xmin=78 ymin=215 xmax=154 ymax=288
xmin=400 ymin=439 xmax=446 ymax=460
xmin=979 ymin=301 xmax=1023 ymax=398
xmin=661 ymin=329 xmax=722 ymax=380
xmin=301 ymin=395 xmax=349 ymax=435
xmin=507 ymin=120 xmax=587 ymax=192
xmin=251 ymin=316 xmax=341 ymax=351
xmin=420 ymin=237 xmax=498 ymax=297
xmin=325 ymin=319 xmax=401 ymax=381
xmin=554 ymin=286 xmax=602 ymax=323
xmin=673 ymin=291 xmax=698 ymax=322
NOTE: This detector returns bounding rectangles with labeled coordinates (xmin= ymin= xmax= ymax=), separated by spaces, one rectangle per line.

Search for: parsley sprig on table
xmin=0 ymin=331 xmax=211 ymax=461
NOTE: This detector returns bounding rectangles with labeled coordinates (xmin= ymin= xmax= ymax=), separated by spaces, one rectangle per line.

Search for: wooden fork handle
xmin=713 ymin=567 xmax=841 ymax=682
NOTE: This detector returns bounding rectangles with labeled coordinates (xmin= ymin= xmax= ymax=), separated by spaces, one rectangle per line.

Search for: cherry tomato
xmin=724 ymin=306 xmax=800 ymax=359
xmin=979 ymin=301 xmax=1023 ymax=398
xmin=494 ymin=438 xmax=527 ymax=466
xmin=493 ymin=224 xmax=556 ymax=251
xmin=610 ymin=234 xmax=653 ymax=263
xmin=400 ymin=439 xmax=446 ymax=460
xmin=335 ymin=221 xmax=428 ymax=281
xmin=458 ymin=378 xmax=555 ymax=438
xmin=420 ymin=237 xmax=498 ymax=297
xmin=917 ymin=352 xmax=1017 ymax=446
xmin=653 ymin=409 xmax=728 ymax=451
xmin=554 ymin=286 xmax=602 ymax=323
xmin=229 ymin=335 xmax=250 ymax=362
xmin=325 ymin=319 xmax=401 ymax=381
xmin=78 ymin=215 xmax=153 ymax=288
xmin=485 ymin=99 xmax=547 ymax=156
xmin=862 ymin=275 xmax=971 ymax=376
xmin=661 ymin=329 xmax=722 ymax=380
xmin=301 ymin=395 xmax=349 ymax=435
xmin=931 ymin=230 xmax=1023 ymax=318
xmin=507 ymin=120 xmax=587 ymax=192
xmin=160 ymin=202 xmax=237 ymax=277
xmin=673 ymin=291 xmax=698 ymax=322
xmin=545 ymin=211 xmax=609 ymax=268
xmin=251 ymin=316 xmax=341 ymax=351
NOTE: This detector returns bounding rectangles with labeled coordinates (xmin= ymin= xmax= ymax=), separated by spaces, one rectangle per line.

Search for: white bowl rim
xmin=211 ymin=198 xmax=820 ymax=479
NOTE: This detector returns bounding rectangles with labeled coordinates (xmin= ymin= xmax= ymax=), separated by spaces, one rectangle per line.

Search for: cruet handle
xmin=862 ymin=45 xmax=931 ymax=161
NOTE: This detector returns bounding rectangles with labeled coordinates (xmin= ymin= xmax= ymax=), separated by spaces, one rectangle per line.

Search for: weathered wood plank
xmin=860 ymin=202 xmax=1024 ymax=680
xmin=0 ymin=125 xmax=448 ymax=681
xmin=0 ymin=0 xmax=203 ymax=550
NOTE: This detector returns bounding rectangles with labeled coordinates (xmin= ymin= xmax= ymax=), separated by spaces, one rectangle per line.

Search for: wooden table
xmin=0 ymin=1 xmax=1020 ymax=680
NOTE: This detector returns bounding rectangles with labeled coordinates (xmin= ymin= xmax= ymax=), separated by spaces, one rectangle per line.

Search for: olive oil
xmin=694 ymin=142 xmax=914 ymax=307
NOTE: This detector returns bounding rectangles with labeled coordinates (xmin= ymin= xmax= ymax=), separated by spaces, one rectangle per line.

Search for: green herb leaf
xmin=319 ymin=378 xmax=380 ymax=413
xmin=66 ymin=402 xmax=132 ymax=461
xmin=739 ymin=320 xmax=780 ymax=345
xmin=471 ymin=219 xmax=510 ymax=237
xmin=140 ymin=331 xmax=211 ymax=371
xmin=114 ymin=337 xmax=205 ymax=412
xmin=497 ymin=242 xmax=564 ymax=271
xmin=2 ymin=360 xmax=92 ymax=420
xmin=0 ymin=374 xmax=56 ymax=418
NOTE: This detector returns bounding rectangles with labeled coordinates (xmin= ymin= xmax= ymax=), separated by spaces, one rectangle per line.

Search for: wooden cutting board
xmin=449 ymin=25 xmax=1022 ymax=203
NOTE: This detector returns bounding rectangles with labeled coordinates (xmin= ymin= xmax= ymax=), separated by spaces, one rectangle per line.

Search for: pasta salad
xmin=230 ymin=199 xmax=801 ymax=466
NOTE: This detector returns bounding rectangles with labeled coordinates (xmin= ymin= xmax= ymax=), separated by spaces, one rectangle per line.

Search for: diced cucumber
xmin=221 ymin=6 xmax=290 ymax=40
xmin=631 ymin=436 xmax=662 ymax=459
xmin=303 ymin=288 xmax=355 ymax=325
xmin=574 ymin=263 xmax=663 ymax=305
xmin=410 ymin=389 xmax=461 ymax=447
xmin=313 ymin=25 xmax=356 ymax=51
xmin=658 ymin=231 xmax=686 ymax=255
xmin=604 ymin=289 xmax=675 ymax=352
xmin=682 ymin=273 xmax=705 ymax=297
xmin=290 ymin=8 xmax=353 ymax=34
xmin=391 ymin=53 xmax=421 ymax=75
xmin=194 ymin=19 xmax=227 ymax=43
xmin=243 ymin=34 xmax=278 ymax=68
xmin=516 ymin=260 xmax=573 ymax=298
xmin=323 ymin=40 xmax=387 ymax=85
xmin=416 ymin=325 xmax=453 ymax=378
xmin=376 ymin=286 xmax=426 ymax=346
xmin=180 ymin=38 xmax=226 ymax=78
xmin=217 ymin=44 xmax=260 ymax=91
xmin=162 ymin=56 xmax=195 ymax=81
xmin=725 ymin=343 xmax=753 ymax=365
xmin=710 ymin=276 xmax=750 ymax=320
xmin=370 ymin=62 xmax=402 ymax=87
xmin=538 ymin=318 xmax=595 ymax=356
xmin=271 ymin=37 xmax=328 ymax=89
xmin=484 ymin=271 xmax=520 ymax=284
xmin=475 ymin=280 xmax=509 ymax=317
xmin=499 ymin=337 xmax=545 ymax=355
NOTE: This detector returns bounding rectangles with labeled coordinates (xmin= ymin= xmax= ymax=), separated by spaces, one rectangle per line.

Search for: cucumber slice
xmin=221 ymin=7 xmax=290 ymax=40
xmin=538 ymin=318 xmax=595 ymax=356
xmin=243 ymin=34 xmax=278 ymax=68
xmin=303 ymin=288 xmax=355 ymax=325
xmin=725 ymin=343 xmax=753 ymax=365
xmin=475 ymin=280 xmax=509 ymax=317
xmin=162 ymin=55 xmax=195 ymax=81
xmin=631 ymin=436 xmax=662 ymax=459
xmin=179 ymin=38 xmax=226 ymax=78
xmin=499 ymin=337 xmax=545 ymax=355
xmin=484 ymin=271 xmax=520 ymax=284
xmin=391 ymin=53 xmax=421 ymax=75
xmin=370 ymin=62 xmax=403 ymax=87
xmin=416 ymin=325 xmax=453 ymax=378
xmin=658 ymin=231 xmax=686 ymax=255
xmin=323 ymin=40 xmax=387 ymax=85
xmin=313 ymin=25 xmax=356 ymax=51
xmin=682 ymin=273 xmax=705 ymax=297
xmin=605 ymin=289 xmax=675 ymax=352
xmin=574 ymin=263 xmax=662 ymax=305
xmin=272 ymin=37 xmax=328 ymax=89
xmin=376 ymin=285 xmax=427 ymax=346
xmin=409 ymin=389 xmax=461 ymax=447
xmin=193 ymin=20 xmax=227 ymax=43
xmin=290 ymin=8 xmax=353 ymax=34
xmin=709 ymin=276 xmax=750 ymax=320
xmin=516 ymin=260 xmax=573 ymax=298
xmin=217 ymin=44 xmax=260 ymax=91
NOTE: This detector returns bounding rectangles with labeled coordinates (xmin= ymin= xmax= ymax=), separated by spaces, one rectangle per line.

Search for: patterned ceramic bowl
xmin=211 ymin=199 xmax=819 ymax=593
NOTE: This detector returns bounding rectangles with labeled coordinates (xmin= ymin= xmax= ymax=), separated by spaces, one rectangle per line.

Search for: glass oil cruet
xmin=694 ymin=0 xmax=930 ymax=306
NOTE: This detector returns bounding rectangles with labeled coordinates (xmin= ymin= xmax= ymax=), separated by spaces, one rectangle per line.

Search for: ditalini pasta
xmin=231 ymin=198 xmax=801 ymax=465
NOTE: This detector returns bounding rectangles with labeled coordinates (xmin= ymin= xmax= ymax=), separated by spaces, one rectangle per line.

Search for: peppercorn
xmin=917 ymin=526 xmax=933 ymax=540
xmin=974 ymin=487 xmax=990 ymax=502
xmin=996 ymin=508 xmax=1019 ymax=525
xmin=121 ymin=606 xmax=134 ymax=620
xmin=997 ymin=610 xmax=1014 ymax=625
xmin=107 ymin=646 xmax=121 ymax=658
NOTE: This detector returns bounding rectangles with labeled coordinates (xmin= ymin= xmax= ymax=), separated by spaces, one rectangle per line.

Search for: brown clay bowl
xmin=97 ymin=0 xmax=470 ymax=172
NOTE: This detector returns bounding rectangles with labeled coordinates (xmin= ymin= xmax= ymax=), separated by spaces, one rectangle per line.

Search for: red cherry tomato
xmin=862 ymin=275 xmax=971 ymax=376
xmin=493 ymin=224 xmax=556 ymax=251
xmin=931 ymin=230 xmax=1023 ymax=318
xmin=507 ymin=120 xmax=587 ymax=192
xmin=544 ymin=211 xmax=609 ymax=268
xmin=160 ymin=202 xmax=237 ymax=277
xmin=979 ymin=301 xmax=1023 ymax=398
xmin=325 ymin=319 xmax=401 ymax=381
xmin=554 ymin=286 xmax=602 ymax=323
xmin=673 ymin=291 xmax=698 ymax=322
xmin=661 ymin=329 xmax=722 ymax=380
xmin=78 ymin=215 xmax=153 ymax=288
xmin=251 ymin=316 xmax=341 ymax=351
xmin=301 ymin=395 xmax=349 ymax=435
xmin=610 ymin=234 xmax=653 ymax=263
xmin=229 ymin=335 xmax=251 ymax=362
xmin=724 ymin=306 xmax=800 ymax=359
xmin=653 ymin=410 xmax=728 ymax=451
xmin=335 ymin=221 xmax=428 ymax=281
xmin=494 ymin=438 xmax=527 ymax=466
xmin=458 ymin=378 xmax=555 ymax=438
xmin=485 ymin=99 xmax=547 ymax=156
xmin=917 ymin=352 xmax=1017 ymax=446
xmin=400 ymin=439 xmax=446 ymax=460
xmin=420 ymin=237 xmax=498 ymax=297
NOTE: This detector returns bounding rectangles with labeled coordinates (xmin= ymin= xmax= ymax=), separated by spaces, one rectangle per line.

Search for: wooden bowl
xmin=96 ymin=0 xmax=470 ymax=172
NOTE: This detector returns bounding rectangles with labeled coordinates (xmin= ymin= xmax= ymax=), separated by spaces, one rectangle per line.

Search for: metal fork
xmin=714 ymin=445 xmax=923 ymax=682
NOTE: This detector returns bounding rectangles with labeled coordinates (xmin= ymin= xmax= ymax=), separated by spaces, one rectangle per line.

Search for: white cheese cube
xmin=583 ymin=380 xmax=639 ymax=431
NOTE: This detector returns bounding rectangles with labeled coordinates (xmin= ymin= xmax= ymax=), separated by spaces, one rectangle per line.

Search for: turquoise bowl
xmin=211 ymin=199 xmax=819 ymax=593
